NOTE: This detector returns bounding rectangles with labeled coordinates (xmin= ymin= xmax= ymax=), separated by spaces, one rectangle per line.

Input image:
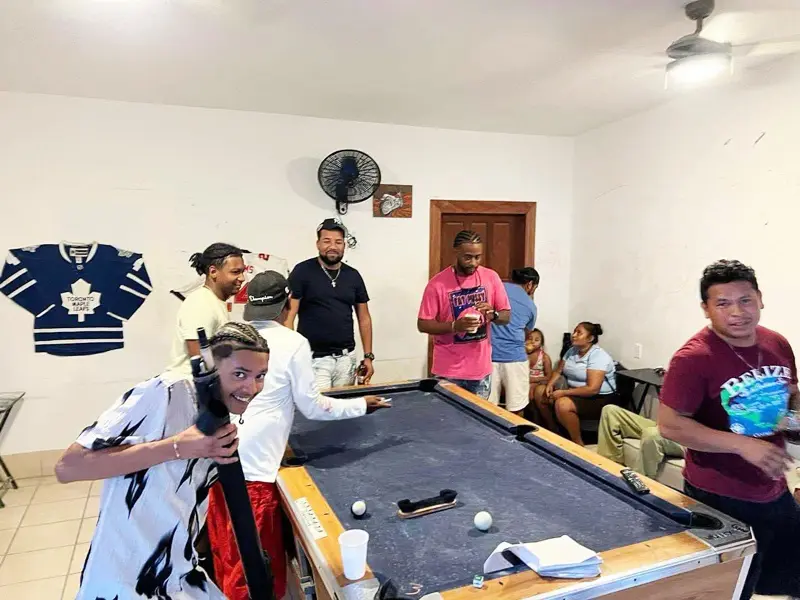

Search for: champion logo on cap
xmin=248 ymin=285 xmax=289 ymax=305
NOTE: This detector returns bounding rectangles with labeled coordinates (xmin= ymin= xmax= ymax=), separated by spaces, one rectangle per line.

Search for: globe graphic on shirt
xmin=721 ymin=370 xmax=788 ymax=437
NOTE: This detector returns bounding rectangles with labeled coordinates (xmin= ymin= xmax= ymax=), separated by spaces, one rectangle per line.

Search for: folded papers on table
xmin=483 ymin=536 xmax=602 ymax=579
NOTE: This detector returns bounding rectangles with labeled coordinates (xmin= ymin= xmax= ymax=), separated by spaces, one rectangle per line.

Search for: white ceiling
xmin=1 ymin=0 xmax=798 ymax=135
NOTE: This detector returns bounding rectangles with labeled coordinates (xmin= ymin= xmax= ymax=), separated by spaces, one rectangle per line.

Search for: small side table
xmin=0 ymin=392 xmax=25 ymax=509
xmin=616 ymin=369 xmax=664 ymax=415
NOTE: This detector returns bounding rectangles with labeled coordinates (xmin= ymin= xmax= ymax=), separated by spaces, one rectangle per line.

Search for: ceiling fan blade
xmin=742 ymin=38 xmax=800 ymax=57
xmin=701 ymin=10 xmax=800 ymax=45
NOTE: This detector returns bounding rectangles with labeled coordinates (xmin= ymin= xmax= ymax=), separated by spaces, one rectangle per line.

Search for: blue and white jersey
xmin=0 ymin=242 xmax=152 ymax=356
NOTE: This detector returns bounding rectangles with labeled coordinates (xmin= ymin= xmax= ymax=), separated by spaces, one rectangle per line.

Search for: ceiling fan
xmin=663 ymin=0 xmax=800 ymax=86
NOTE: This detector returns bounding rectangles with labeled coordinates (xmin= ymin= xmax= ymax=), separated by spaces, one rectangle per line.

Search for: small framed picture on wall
xmin=372 ymin=184 xmax=412 ymax=218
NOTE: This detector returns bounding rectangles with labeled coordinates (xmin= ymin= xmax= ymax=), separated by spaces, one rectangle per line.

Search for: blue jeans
xmin=438 ymin=375 xmax=492 ymax=399
xmin=684 ymin=480 xmax=800 ymax=599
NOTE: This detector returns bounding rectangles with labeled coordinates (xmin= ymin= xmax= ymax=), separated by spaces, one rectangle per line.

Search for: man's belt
xmin=312 ymin=348 xmax=354 ymax=359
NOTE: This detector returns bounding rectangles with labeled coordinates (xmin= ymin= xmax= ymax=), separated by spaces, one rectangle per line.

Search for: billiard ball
xmin=351 ymin=500 xmax=367 ymax=518
xmin=474 ymin=511 xmax=492 ymax=531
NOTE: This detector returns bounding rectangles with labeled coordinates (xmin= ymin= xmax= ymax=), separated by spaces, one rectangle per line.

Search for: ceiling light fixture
xmin=665 ymin=53 xmax=733 ymax=90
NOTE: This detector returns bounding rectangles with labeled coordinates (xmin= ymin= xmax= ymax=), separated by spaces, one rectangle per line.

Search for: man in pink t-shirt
xmin=417 ymin=230 xmax=511 ymax=399
xmin=658 ymin=260 xmax=800 ymax=600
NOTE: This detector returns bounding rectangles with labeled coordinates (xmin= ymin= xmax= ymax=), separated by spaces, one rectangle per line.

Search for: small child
xmin=526 ymin=329 xmax=552 ymax=387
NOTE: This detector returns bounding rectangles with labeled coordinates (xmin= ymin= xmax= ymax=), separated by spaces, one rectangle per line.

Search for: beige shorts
xmin=488 ymin=361 xmax=530 ymax=412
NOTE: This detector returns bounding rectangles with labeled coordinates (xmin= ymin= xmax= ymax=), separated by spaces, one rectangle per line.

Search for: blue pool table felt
xmin=289 ymin=388 xmax=684 ymax=594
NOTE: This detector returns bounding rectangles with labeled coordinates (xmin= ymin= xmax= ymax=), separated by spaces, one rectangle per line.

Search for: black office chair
xmin=560 ymin=332 xmax=571 ymax=360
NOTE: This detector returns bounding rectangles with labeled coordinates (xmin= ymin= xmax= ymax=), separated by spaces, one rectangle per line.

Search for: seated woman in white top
xmin=533 ymin=322 xmax=619 ymax=446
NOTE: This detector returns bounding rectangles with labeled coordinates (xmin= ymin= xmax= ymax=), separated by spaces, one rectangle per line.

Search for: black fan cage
xmin=318 ymin=149 xmax=381 ymax=203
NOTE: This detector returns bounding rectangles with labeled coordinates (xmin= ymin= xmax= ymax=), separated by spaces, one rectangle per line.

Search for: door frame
xmin=426 ymin=200 xmax=537 ymax=375
xmin=428 ymin=200 xmax=537 ymax=278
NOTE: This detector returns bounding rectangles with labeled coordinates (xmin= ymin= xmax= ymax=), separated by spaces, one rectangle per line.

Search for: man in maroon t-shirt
xmin=659 ymin=259 xmax=800 ymax=600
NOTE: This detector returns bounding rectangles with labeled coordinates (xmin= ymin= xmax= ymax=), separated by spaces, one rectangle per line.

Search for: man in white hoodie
xmin=205 ymin=271 xmax=389 ymax=600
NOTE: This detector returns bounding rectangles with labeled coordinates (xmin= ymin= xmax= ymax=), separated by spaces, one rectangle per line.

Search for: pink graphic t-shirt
xmin=418 ymin=266 xmax=510 ymax=380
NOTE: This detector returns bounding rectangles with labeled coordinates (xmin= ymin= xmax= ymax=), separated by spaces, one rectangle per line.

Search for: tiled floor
xmin=0 ymin=476 xmax=101 ymax=600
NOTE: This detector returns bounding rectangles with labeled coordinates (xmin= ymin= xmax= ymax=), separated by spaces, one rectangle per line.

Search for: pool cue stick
xmin=193 ymin=328 xmax=275 ymax=600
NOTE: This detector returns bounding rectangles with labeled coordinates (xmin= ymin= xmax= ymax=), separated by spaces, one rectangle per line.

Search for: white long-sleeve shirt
xmin=236 ymin=320 xmax=367 ymax=483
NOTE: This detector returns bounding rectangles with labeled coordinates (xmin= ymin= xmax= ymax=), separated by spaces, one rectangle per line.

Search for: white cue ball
xmin=474 ymin=511 xmax=492 ymax=531
xmin=351 ymin=500 xmax=367 ymax=517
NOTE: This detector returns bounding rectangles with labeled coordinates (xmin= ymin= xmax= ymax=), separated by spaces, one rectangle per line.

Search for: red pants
xmin=207 ymin=481 xmax=287 ymax=600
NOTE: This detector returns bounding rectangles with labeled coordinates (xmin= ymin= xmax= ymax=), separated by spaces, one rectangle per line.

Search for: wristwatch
xmin=363 ymin=353 xmax=375 ymax=360
xmin=490 ymin=310 xmax=499 ymax=322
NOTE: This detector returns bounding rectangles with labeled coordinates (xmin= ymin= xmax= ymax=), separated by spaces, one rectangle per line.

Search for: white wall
xmin=572 ymin=55 xmax=800 ymax=368
xmin=0 ymin=92 xmax=574 ymax=454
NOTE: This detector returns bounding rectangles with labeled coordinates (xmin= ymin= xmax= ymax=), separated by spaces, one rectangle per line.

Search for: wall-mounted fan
xmin=317 ymin=149 xmax=381 ymax=215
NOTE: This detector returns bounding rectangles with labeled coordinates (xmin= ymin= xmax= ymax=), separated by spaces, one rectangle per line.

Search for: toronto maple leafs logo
xmin=117 ymin=248 xmax=134 ymax=258
xmin=60 ymin=279 xmax=101 ymax=322
xmin=20 ymin=245 xmax=40 ymax=253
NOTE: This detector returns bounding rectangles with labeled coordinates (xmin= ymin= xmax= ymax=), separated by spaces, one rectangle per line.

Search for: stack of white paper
xmin=483 ymin=536 xmax=602 ymax=579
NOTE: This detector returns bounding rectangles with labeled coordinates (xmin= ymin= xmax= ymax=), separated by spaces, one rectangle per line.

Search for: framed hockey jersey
xmin=170 ymin=252 xmax=289 ymax=322
xmin=0 ymin=242 xmax=152 ymax=356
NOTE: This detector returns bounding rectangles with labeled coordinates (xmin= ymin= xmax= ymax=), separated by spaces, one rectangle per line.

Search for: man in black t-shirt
xmin=285 ymin=218 xmax=375 ymax=390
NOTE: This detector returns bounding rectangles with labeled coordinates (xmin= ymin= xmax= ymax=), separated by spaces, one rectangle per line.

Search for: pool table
xmin=278 ymin=379 xmax=756 ymax=600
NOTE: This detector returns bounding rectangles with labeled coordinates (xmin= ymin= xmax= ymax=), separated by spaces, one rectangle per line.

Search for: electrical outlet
xmin=634 ymin=343 xmax=643 ymax=360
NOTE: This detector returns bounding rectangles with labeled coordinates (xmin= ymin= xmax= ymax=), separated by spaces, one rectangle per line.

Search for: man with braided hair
xmin=54 ymin=322 xmax=270 ymax=600
xmin=168 ymin=243 xmax=246 ymax=375
xmin=417 ymin=230 xmax=511 ymax=399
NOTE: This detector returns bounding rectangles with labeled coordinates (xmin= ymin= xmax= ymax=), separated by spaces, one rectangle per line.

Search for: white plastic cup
xmin=339 ymin=529 xmax=369 ymax=580
xmin=464 ymin=313 xmax=482 ymax=334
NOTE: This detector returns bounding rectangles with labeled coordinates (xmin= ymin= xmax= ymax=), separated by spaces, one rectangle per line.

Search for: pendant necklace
xmin=320 ymin=262 xmax=341 ymax=288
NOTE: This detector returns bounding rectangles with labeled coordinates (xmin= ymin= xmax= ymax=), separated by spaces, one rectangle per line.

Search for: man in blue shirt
xmin=488 ymin=267 xmax=539 ymax=415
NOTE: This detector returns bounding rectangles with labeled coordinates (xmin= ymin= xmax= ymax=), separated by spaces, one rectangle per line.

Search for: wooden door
xmin=439 ymin=213 xmax=526 ymax=281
